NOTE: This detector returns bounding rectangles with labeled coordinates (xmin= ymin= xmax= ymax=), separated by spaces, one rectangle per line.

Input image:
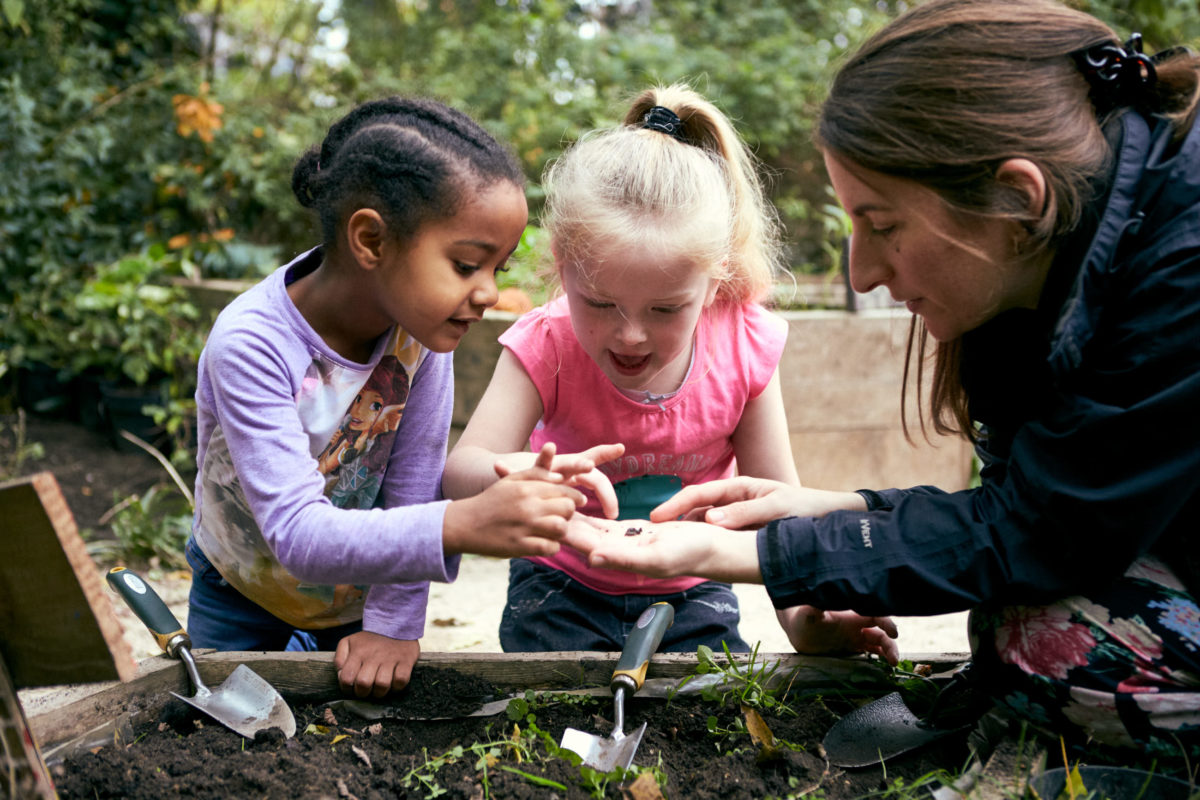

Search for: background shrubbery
xmin=2 ymin=0 xmax=1197 ymax=441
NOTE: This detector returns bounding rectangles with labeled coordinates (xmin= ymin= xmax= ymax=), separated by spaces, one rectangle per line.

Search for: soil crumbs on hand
xmin=53 ymin=668 xmax=968 ymax=800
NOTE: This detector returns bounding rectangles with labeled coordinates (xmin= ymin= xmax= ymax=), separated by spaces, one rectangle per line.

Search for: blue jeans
xmin=185 ymin=537 xmax=361 ymax=651
xmin=499 ymin=558 xmax=749 ymax=653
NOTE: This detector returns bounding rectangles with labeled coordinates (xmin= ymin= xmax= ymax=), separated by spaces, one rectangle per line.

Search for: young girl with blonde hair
xmin=445 ymin=84 xmax=897 ymax=659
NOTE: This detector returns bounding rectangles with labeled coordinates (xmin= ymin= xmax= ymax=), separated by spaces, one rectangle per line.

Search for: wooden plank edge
xmin=28 ymin=649 xmax=969 ymax=751
xmin=31 ymin=472 xmax=137 ymax=684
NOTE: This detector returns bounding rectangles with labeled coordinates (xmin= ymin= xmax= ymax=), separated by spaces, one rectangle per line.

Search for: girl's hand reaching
xmin=443 ymin=442 xmax=587 ymax=558
xmin=495 ymin=442 xmax=625 ymax=518
xmin=776 ymin=605 xmax=900 ymax=666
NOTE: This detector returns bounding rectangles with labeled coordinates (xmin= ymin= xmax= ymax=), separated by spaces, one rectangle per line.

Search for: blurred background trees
xmin=2 ymin=0 xmax=1198 ymax=408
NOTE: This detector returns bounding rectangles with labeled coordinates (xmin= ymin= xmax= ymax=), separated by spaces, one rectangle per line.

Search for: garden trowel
xmin=822 ymin=665 xmax=987 ymax=768
xmin=106 ymin=567 xmax=296 ymax=739
xmin=560 ymin=601 xmax=674 ymax=771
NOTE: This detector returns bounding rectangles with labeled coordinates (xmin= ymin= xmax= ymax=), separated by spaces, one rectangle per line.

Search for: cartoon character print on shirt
xmin=293 ymin=353 xmax=410 ymax=610
xmin=316 ymin=353 xmax=410 ymax=508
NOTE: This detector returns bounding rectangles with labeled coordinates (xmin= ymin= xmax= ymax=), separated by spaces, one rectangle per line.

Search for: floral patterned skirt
xmin=968 ymin=555 xmax=1200 ymax=759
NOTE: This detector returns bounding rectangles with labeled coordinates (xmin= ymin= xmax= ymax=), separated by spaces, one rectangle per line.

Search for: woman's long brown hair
xmin=819 ymin=0 xmax=1200 ymax=440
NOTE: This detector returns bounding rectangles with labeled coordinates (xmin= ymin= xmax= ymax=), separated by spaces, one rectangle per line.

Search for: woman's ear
xmin=996 ymin=158 xmax=1047 ymax=220
xmin=346 ymin=209 xmax=387 ymax=270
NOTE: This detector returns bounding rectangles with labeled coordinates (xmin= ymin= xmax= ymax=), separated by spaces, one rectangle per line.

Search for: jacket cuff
xmin=855 ymin=489 xmax=891 ymax=511
xmin=757 ymin=518 xmax=815 ymax=609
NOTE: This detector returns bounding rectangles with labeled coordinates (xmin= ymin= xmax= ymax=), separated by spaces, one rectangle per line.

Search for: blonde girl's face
xmin=824 ymin=152 xmax=1046 ymax=342
xmin=560 ymin=241 xmax=718 ymax=395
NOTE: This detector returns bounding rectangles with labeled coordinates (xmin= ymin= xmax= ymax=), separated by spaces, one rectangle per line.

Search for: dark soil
xmin=51 ymin=667 xmax=971 ymax=800
xmin=1 ymin=411 xmax=181 ymax=536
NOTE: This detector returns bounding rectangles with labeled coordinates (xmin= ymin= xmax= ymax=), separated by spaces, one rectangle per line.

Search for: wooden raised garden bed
xmin=25 ymin=649 xmax=1014 ymax=800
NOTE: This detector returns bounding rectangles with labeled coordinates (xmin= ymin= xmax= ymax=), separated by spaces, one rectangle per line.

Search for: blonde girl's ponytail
xmin=624 ymin=85 xmax=785 ymax=304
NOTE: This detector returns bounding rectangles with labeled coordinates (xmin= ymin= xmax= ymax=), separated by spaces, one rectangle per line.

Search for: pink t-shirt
xmin=500 ymin=296 xmax=788 ymax=594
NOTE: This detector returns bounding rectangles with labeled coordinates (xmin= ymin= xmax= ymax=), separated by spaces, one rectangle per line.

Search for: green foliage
xmin=69 ymin=247 xmax=208 ymax=385
xmin=88 ymin=481 xmax=193 ymax=569
xmin=500 ymin=224 xmax=554 ymax=307
xmin=688 ymin=641 xmax=801 ymax=715
xmin=0 ymin=410 xmax=45 ymax=482
xmin=4 ymin=0 xmax=1199 ymax=433
xmin=1079 ymin=0 xmax=1200 ymax=51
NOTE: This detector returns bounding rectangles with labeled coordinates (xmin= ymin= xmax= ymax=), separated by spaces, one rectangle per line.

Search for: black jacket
xmin=760 ymin=110 xmax=1200 ymax=615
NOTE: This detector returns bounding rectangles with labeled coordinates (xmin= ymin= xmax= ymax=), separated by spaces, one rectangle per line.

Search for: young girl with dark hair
xmin=186 ymin=96 xmax=585 ymax=698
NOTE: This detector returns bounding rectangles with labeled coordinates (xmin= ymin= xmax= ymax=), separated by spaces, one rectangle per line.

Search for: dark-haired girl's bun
xmin=291 ymin=146 xmax=323 ymax=208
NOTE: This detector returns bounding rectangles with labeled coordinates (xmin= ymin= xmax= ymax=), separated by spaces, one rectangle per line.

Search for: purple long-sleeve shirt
xmin=192 ymin=248 xmax=459 ymax=640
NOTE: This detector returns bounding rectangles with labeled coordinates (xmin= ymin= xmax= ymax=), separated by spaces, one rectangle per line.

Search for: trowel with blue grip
xmin=560 ymin=601 xmax=674 ymax=771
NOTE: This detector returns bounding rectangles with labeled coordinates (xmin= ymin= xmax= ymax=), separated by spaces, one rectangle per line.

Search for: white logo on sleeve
xmin=859 ymin=518 xmax=874 ymax=549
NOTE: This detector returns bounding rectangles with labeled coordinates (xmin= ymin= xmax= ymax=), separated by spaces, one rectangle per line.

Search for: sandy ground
xmin=110 ymin=555 xmax=970 ymax=661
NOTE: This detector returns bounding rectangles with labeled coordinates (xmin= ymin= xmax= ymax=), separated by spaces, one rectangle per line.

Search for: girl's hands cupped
xmin=444 ymin=441 xmax=587 ymax=558
xmin=495 ymin=442 xmax=625 ymax=518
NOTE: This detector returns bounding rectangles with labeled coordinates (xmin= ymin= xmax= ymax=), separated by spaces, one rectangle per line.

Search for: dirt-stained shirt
xmin=192 ymin=248 xmax=458 ymax=638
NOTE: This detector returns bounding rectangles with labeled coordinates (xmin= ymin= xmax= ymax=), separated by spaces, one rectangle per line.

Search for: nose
xmin=845 ymin=233 xmax=891 ymax=296
xmin=470 ymin=272 xmax=500 ymax=310
xmin=615 ymin=312 xmax=647 ymax=346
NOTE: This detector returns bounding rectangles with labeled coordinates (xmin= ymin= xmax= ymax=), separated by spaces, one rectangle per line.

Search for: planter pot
xmin=98 ymin=380 xmax=167 ymax=453
xmin=450 ymin=308 xmax=975 ymax=492
xmin=71 ymin=372 xmax=106 ymax=433
xmin=16 ymin=363 xmax=72 ymax=418
xmin=1027 ymin=765 xmax=1194 ymax=800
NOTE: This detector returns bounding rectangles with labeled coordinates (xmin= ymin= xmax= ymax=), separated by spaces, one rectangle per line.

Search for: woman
xmin=570 ymin=0 xmax=1200 ymax=757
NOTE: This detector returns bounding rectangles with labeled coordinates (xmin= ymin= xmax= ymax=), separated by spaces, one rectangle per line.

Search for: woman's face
xmin=824 ymin=152 xmax=1047 ymax=341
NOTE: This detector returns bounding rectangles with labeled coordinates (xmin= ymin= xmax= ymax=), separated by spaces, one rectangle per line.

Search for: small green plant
xmin=0 ymin=409 xmax=45 ymax=481
xmin=94 ymin=482 xmax=192 ymax=569
xmin=706 ymin=712 xmax=749 ymax=743
xmin=87 ymin=430 xmax=195 ymax=569
xmin=685 ymin=641 xmax=801 ymax=716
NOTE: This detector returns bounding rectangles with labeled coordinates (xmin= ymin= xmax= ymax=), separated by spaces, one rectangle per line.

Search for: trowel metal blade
xmin=560 ymin=721 xmax=646 ymax=771
xmin=172 ymin=664 xmax=297 ymax=739
xmin=822 ymin=691 xmax=963 ymax=768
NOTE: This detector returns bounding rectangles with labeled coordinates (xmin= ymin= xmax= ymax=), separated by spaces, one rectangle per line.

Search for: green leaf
xmin=1 ymin=0 xmax=23 ymax=27
xmin=497 ymin=767 xmax=566 ymax=790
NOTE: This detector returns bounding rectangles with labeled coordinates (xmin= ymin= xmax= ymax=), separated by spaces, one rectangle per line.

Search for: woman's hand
xmin=776 ymin=605 xmax=900 ymax=666
xmin=650 ymin=477 xmax=866 ymax=529
xmin=565 ymin=514 xmax=762 ymax=583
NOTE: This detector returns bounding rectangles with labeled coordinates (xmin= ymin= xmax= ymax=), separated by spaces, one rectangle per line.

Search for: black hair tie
xmin=641 ymin=105 xmax=687 ymax=142
xmin=1071 ymin=33 xmax=1157 ymax=113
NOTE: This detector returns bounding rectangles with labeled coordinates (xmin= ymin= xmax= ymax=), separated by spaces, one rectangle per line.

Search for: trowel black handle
xmin=612 ymin=602 xmax=674 ymax=693
xmin=106 ymin=567 xmax=191 ymax=658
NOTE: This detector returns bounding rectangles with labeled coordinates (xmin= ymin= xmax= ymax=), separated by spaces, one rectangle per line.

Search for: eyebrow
xmin=454 ymin=238 xmax=499 ymax=251
xmin=849 ymin=203 xmax=888 ymax=216
xmin=454 ymin=239 xmax=521 ymax=262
